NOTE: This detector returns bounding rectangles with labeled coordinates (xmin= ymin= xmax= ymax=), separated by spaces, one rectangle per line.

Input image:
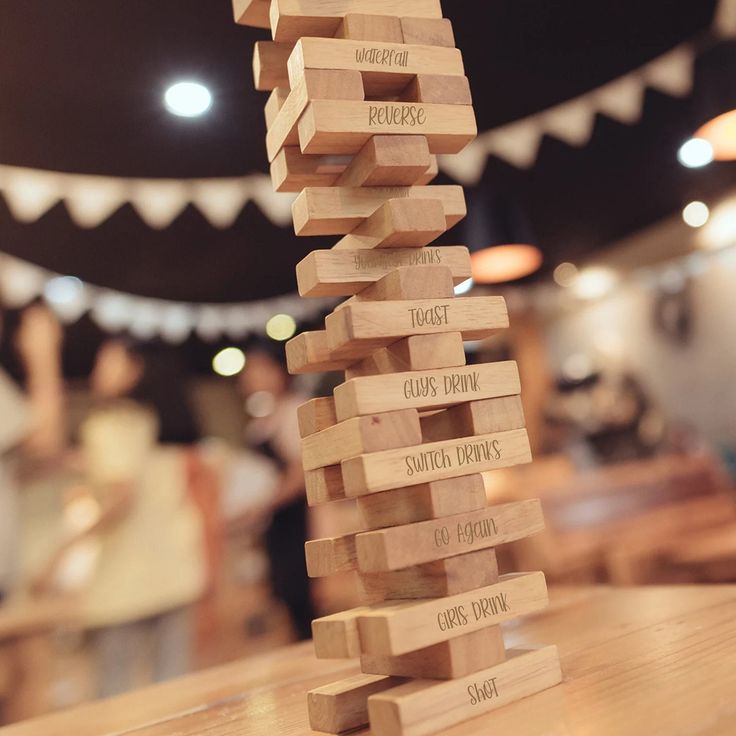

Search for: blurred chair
xmin=503 ymin=453 xmax=736 ymax=584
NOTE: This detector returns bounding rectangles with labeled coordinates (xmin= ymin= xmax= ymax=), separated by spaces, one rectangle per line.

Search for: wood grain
xmin=289 ymin=37 xmax=464 ymax=96
xmin=368 ymin=646 xmax=562 ymax=736
xmin=345 ymin=332 xmax=467 ymax=379
xmin=6 ymin=587 xmax=736 ymax=736
xmin=334 ymin=361 xmax=521 ymax=420
xmin=252 ymin=41 xmax=293 ymax=91
xmin=270 ymin=1 xmax=444 ymax=43
xmin=356 ymin=500 xmax=544 ymax=572
xmin=342 ymin=428 xmax=532 ymax=496
xmin=291 ymin=185 xmax=467 ymax=237
xmin=362 ymin=625 xmax=506 ymax=681
xmin=360 ymin=547 xmax=499 ymax=599
xmin=326 ymin=296 xmax=508 ymax=356
xmin=296 ymin=247 xmax=470 ymax=298
xmin=298 ymin=99 xmax=477 ymax=156
xmin=357 ymin=572 xmax=549 ymax=656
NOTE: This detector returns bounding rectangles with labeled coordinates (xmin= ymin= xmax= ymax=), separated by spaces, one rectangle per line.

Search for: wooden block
xmin=400 ymin=74 xmax=473 ymax=105
xmin=233 ymin=0 xmax=270 ymax=28
xmin=312 ymin=606 xmax=371 ymax=658
xmin=335 ymin=199 xmax=447 ymax=250
xmin=264 ymin=87 xmax=289 ymax=128
xmin=305 ymin=533 xmax=357 ymax=578
xmin=336 ymin=136 xmax=433 ymax=188
xmin=367 ymin=646 xmax=563 ymax=736
xmin=288 ymin=38 xmax=464 ymax=96
xmin=270 ymin=147 xmax=349 ymax=191
xmin=325 ymin=296 xmax=508 ymax=356
xmin=308 ymin=674 xmax=403 ymax=733
xmin=356 ymin=499 xmax=544 ymax=571
xmin=291 ymin=185 xmax=466 ymax=237
xmin=270 ymin=0 xmax=443 ymax=43
xmin=295 ymin=246 xmax=471 ymax=298
xmin=297 ymin=397 xmax=337 ymax=438
xmin=421 ymin=395 xmax=526 ymax=443
xmin=253 ymin=41 xmax=293 ymax=91
xmin=266 ymin=69 xmax=365 ymax=162
xmin=347 ymin=265 xmax=455 ymax=304
xmin=400 ymin=17 xmax=456 ymax=47
xmin=302 ymin=409 xmax=422 ymax=471
xmin=360 ymin=547 xmax=499 ymax=599
xmin=343 ymin=428 xmax=533 ymax=497
xmin=286 ymin=331 xmax=348 ymax=375
xmin=306 ymin=464 xmax=346 ymax=506
xmin=357 ymin=572 xmax=549 ymax=656
xmin=357 ymin=475 xmax=487 ymax=531
xmin=415 ymin=154 xmax=439 ymax=184
xmin=336 ymin=14 xmax=404 ymax=43
xmin=298 ymin=99 xmax=477 ymax=156
xmin=361 ymin=626 xmax=506 ymax=680
xmin=335 ymin=361 xmax=521 ymax=419
xmin=345 ymin=332 xmax=467 ymax=379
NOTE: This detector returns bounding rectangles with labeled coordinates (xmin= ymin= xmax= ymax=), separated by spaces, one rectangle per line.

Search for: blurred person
xmin=238 ymin=341 xmax=315 ymax=641
xmin=0 ymin=304 xmax=64 ymax=602
xmin=34 ymin=340 xmax=207 ymax=697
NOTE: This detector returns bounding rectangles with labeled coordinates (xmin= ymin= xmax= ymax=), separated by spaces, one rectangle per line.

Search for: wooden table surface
xmin=3 ymin=585 xmax=736 ymax=736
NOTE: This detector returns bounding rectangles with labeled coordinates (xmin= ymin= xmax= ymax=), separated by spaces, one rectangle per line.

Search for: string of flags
xmin=2 ymin=0 xmax=735 ymax=231
xmin=0 ymin=252 xmax=333 ymax=343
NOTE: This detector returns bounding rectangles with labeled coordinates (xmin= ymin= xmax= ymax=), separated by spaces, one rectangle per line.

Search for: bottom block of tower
xmin=368 ymin=646 xmax=563 ymax=736
xmin=308 ymin=673 xmax=404 ymax=734
xmin=361 ymin=625 xmax=506 ymax=680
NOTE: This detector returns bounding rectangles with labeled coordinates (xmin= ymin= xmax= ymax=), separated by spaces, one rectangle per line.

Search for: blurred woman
xmin=36 ymin=340 xmax=206 ymax=697
xmin=238 ymin=343 xmax=315 ymax=641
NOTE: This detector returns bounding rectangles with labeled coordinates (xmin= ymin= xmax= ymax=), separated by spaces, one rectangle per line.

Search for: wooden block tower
xmin=234 ymin=2 xmax=562 ymax=733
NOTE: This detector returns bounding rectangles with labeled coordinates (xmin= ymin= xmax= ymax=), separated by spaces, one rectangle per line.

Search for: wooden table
xmin=2 ymin=586 xmax=736 ymax=735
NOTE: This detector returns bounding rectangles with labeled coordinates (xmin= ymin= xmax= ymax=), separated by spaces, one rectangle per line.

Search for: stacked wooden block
xmin=234 ymin=2 xmax=562 ymax=734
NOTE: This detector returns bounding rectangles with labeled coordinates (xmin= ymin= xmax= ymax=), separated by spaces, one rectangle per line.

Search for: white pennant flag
xmin=248 ymin=176 xmax=296 ymax=227
xmin=64 ymin=175 xmax=127 ymax=228
xmin=643 ymin=45 xmax=695 ymax=98
xmin=715 ymin=0 xmax=736 ymax=38
xmin=191 ymin=178 xmax=251 ymax=229
xmin=542 ymin=98 xmax=597 ymax=147
xmin=437 ymin=140 xmax=488 ymax=186
xmin=594 ymin=75 xmax=646 ymax=124
xmin=130 ymin=180 xmax=189 ymax=229
xmin=483 ymin=118 xmax=544 ymax=169
xmin=0 ymin=165 xmax=62 ymax=222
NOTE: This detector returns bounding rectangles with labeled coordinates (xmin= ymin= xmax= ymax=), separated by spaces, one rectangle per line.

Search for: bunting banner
xmin=0 ymin=0 xmax=733 ymax=230
xmin=0 ymin=252 xmax=333 ymax=343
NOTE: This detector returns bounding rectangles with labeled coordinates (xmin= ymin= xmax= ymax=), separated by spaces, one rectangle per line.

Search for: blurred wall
xmin=543 ymin=253 xmax=736 ymax=447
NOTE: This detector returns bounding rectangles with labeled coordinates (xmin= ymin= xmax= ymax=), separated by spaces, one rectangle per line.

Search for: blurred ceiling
xmin=0 ymin=0 xmax=734 ymax=304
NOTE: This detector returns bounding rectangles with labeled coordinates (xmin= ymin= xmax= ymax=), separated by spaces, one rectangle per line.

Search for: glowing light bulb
xmin=454 ymin=278 xmax=474 ymax=295
xmin=266 ymin=314 xmax=297 ymax=341
xmin=164 ymin=81 xmax=212 ymax=117
xmin=677 ymin=138 xmax=714 ymax=168
xmin=212 ymin=347 xmax=246 ymax=377
xmin=553 ymin=262 xmax=578 ymax=288
xmin=682 ymin=201 xmax=709 ymax=228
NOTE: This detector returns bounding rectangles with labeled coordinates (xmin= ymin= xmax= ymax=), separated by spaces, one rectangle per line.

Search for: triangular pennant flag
xmin=0 ymin=165 xmax=62 ymax=222
xmin=594 ymin=74 xmax=647 ymax=125
xmin=715 ymin=0 xmax=736 ymax=38
xmin=542 ymin=98 xmax=597 ymax=147
xmin=248 ymin=176 xmax=297 ymax=227
xmin=64 ymin=175 xmax=127 ymax=228
xmin=437 ymin=140 xmax=488 ymax=186
xmin=129 ymin=180 xmax=190 ymax=229
xmin=484 ymin=118 xmax=544 ymax=169
xmin=191 ymin=178 xmax=252 ymax=229
xmin=643 ymin=45 xmax=695 ymax=98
